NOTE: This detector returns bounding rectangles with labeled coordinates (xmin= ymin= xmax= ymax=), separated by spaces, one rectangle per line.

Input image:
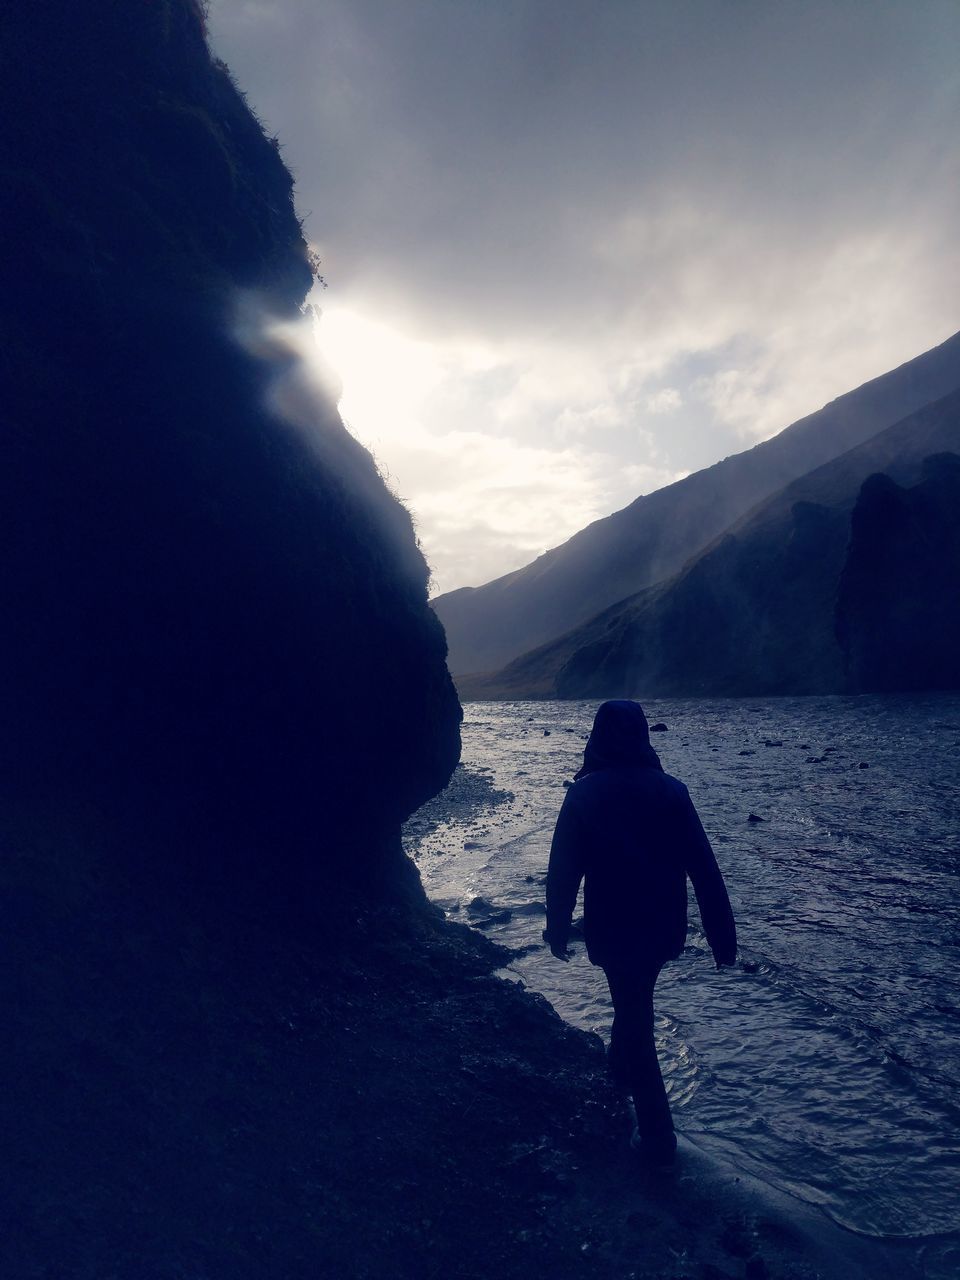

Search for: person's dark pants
xmin=603 ymin=959 xmax=675 ymax=1153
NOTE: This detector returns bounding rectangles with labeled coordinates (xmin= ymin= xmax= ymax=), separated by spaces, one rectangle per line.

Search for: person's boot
xmin=630 ymin=1124 xmax=677 ymax=1169
xmin=629 ymin=1092 xmax=677 ymax=1169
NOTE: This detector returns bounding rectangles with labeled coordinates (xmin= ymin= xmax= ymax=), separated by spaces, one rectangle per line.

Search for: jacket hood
xmin=576 ymin=699 xmax=663 ymax=779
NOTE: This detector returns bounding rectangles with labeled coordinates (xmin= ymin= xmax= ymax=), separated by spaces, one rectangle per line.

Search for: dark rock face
xmin=434 ymin=329 xmax=960 ymax=677
xmin=837 ymin=454 xmax=960 ymax=693
xmin=463 ymin=391 xmax=960 ymax=700
xmin=0 ymin=1 xmax=460 ymax=901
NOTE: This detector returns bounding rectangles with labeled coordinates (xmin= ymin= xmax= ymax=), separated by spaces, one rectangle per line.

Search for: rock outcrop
xmin=0 ymin=0 xmax=460 ymax=904
xmin=0 ymin=4 xmax=478 ymax=1269
xmin=837 ymin=453 xmax=960 ymax=692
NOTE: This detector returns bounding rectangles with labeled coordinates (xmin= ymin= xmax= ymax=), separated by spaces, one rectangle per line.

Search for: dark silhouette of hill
xmin=460 ymin=391 xmax=960 ymax=699
xmin=837 ymin=453 xmax=960 ymax=692
xmin=433 ymin=331 xmax=960 ymax=677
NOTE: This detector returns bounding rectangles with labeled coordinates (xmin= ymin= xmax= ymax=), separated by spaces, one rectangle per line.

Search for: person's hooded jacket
xmin=544 ymin=700 xmax=737 ymax=969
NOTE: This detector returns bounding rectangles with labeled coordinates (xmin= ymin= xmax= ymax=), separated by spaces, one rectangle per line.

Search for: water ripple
xmin=405 ymin=693 xmax=960 ymax=1239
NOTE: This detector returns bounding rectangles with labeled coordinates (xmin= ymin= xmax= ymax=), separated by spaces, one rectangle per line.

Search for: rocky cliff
xmin=0 ymin=2 xmax=481 ymax=1270
xmin=0 ymin=0 xmax=460 ymax=904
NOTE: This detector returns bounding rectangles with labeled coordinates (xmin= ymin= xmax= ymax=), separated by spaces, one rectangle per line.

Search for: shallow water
xmin=405 ymin=695 xmax=960 ymax=1241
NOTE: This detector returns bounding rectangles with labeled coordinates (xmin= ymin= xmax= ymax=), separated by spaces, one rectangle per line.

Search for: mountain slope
xmin=434 ymin=332 xmax=960 ymax=676
xmin=459 ymin=389 xmax=960 ymax=699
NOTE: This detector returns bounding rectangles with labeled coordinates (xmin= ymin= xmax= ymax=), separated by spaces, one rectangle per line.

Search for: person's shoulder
xmin=569 ymin=768 xmax=689 ymax=800
xmin=577 ymin=767 xmax=688 ymax=799
xmin=559 ymin=775 xmax=590 ymax=803
xmin=569 ymin=770 xmax=596 ymax=788
xmin=564 ymin=771 xmax=615 ymax=805
xmin=656 ymin=771 xmax=690 ymax=801
xmin=565 ymin=773 xmax=598 ymax=799
xmin=571 ymin=767 xmax=630 ymax=792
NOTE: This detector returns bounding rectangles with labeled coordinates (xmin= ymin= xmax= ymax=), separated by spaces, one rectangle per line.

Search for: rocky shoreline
xmin=2 ymin=794 xmax=939 ymax=1280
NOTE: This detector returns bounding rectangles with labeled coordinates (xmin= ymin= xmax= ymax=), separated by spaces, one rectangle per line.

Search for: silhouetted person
xmin=544 ymin=700 xmax=736 ymax=1167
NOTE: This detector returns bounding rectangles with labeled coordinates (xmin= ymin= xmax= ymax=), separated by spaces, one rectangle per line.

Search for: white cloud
xmin=209 ymin=0 xmax=960 ymax=590
xmin=299 ymin=306 xmax=680 ymax=594
xmin=402 ymin=428 xmax=680 ymax=596
xmin=646 ymin=388 xmax=682 ymax=414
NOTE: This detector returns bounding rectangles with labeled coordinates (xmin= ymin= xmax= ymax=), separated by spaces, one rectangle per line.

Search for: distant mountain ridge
xmin=459 ymin=388 xmax=960 ymax=700
xmin=433 ymin=330 xmax=960 ymax=677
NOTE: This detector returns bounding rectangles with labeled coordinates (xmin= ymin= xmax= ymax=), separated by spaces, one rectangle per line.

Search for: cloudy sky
xmin=210 ymin=0 xmax=960 ymax=596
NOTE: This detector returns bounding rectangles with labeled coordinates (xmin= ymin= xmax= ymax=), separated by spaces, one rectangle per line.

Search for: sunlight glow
xmin=293 ymin=301 xmax=685 ymax=594
xmin=316 ymin=307 xmax=446 ymax=448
